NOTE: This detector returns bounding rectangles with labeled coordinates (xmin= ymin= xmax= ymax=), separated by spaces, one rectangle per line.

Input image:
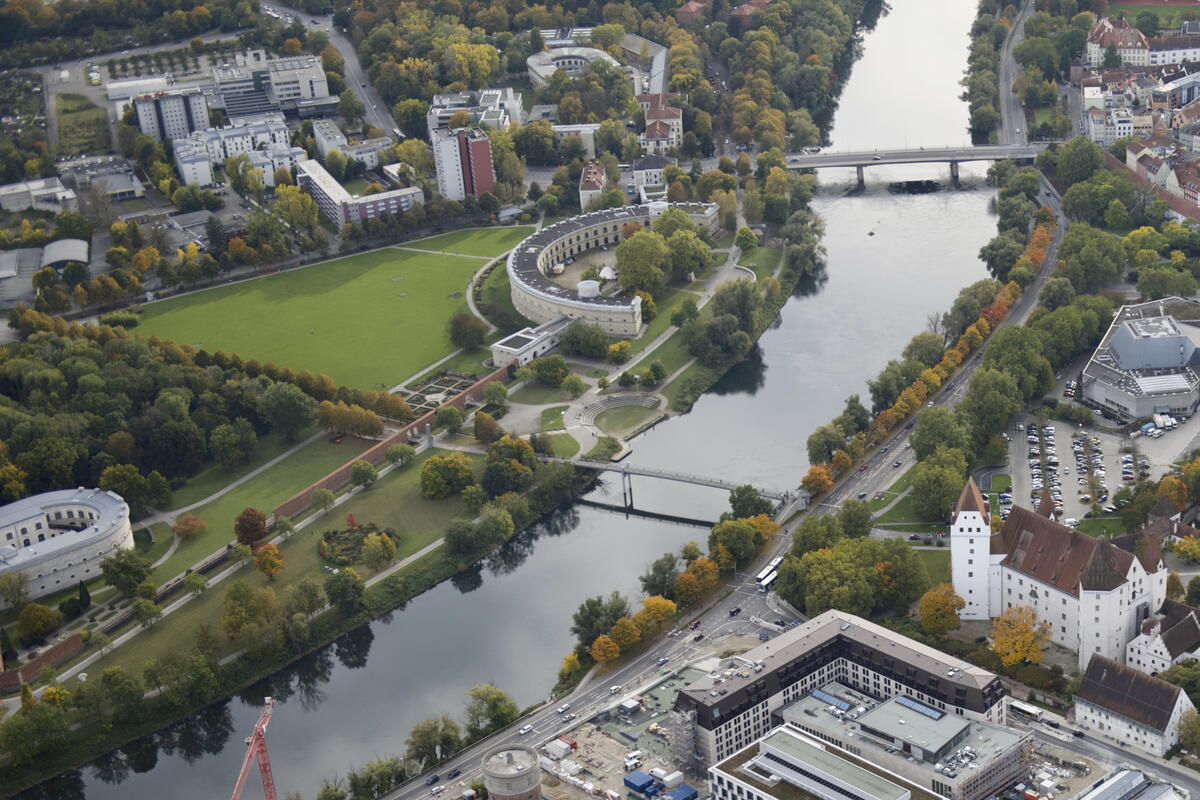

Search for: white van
xmin=432 ymin=787 xmax=446 ymax=796
xmin=1064 ymin=518 xmax=1078 ymax=527
xmin=609 ymin=685 xmax=622 ymax=694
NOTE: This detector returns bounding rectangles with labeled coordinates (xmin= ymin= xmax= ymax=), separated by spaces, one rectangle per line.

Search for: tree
xmin=131 ymin=597 xmax=162 ymax=628
xmin=481 ymin=381 xmax=508 ymax=409
xmin=1102 ymin=42 xmax=1121 ymax=68
xmin=911 ymin=447 xmax=968 ymax=522
xmin=0 ymin=572 xmax=30 ymax=610
xmin=610 ymin=617 xmax=641 ymax=651
xmin=735 ymin=227 xmax=758 ymax=252
xmin=1168 ymin=570 xmax=1185 ymax=602
xmin=17 ymin=603 xmax=61 ymax=639
xmin=570 ymin=591 xmax=630 ymax=650
xmin=616 ymin=230 xmax=669 ymax=298
xmin=235 ymin=507 xmax=269 ymax=546
xmin=729 ymin=484 xmax=772 ymax=519
xmin=1159 ymin=474 xmax=1188 ymax=511
xmin=273 ymin=185 xmax=319 ymax=231
xmin=100 ymin=549 xmax=152 ymax=597
xmin=708 ymin=518 xmax=762 ymax=567
xmin=449 ymin=313 xmax=489 ymax=350
xmin=838 ymin=499 xmax=872 ymax=539
xmin=313 ymin=488 xmax=335 ymax=514
xmin=641 ymin=595 xmax=677 ymax=627
xmin=640 ymin=552 xmax=680 ymax=598
xmin=1188 ymin=576 xmax=1200 ymax=607
xmin=435 ymin=406 xmax=464 ymax=433
xmin=387 ymin=443 xmax=416 ymax=466
xmin=990 ymin=605 xmax=1052 ymax=667
xmin=1 ymin=701 xmax=70 ymax=765
xmin=1057 ymin=136 xmax=1104 ymax=188
xmin=406 ymin=715 xmax=462 ymax=766
xmin=362 ymin=532 xmax=397 ymax=571
xmin=590 ymin=633 xmax=620 ymax=662
xmin=1181 ymin=709 xmax=1200 ymax=755
xmin=910 ymin=407 xmax=969 ymax=461
xmin=474 ymin=411 xmax=505 ymax=443
xmin=918 ymin=583 xmax=965 ymax=637
xmin=421 ymin=452 xmax=476 ymax=498
xmin=184 ymin=571 xmax=208 ymax=596
xmin=350 ymin=459 xmax=379 ymax=489
xmin=172 ymin=513 xmax=207 ymax=542
xmin=464 ymin=684 xmax=519 ymax=738
xmin=530 ymin=355 xmax=571 ymax=387
xmin=338 ymin=90 xmax=366 ymax=126
xmin=259 ymin=382 xmax=317 ymax=441
xmin=255 ymin=543 xmax=284 ymax=579
xmin=1038 ymin=277 xmax=1076 ymax=311
xmin=806 ymin=423 xmax=846 ymax=466
xmin=325 ymin=567 xmax=366 ymax=614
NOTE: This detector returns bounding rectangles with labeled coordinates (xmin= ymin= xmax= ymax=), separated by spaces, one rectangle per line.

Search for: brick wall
xmin=0 ymin=633 xmax=84 ymax=693
xmin=272 ymin=362 xmax=514 ymax=520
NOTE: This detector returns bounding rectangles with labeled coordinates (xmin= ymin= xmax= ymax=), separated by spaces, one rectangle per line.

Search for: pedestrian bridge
xmin=540 ymin=455 xmax=790 ymax=503
xmin=787 ymin=143 xmax=1048 ymax=184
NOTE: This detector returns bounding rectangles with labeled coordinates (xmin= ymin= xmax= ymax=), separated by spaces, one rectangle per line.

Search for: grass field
xmin=917 ymin=548 xmax=951 ymax=582
xmin=1112 ymin=3 xmax=1189 ymax=28
xmin=548 ymin=433 xmax=580 ymax=457
xmin=594 ymin=404 xmax=661 ymax=437
xmin=166 ymin=429 xmax=312 ymax=510
xmin=1077 ymin=516 xmax=1126 ymax=537
xmin=87 ymin=450 xmax=480 ymax=678
xmin=137 ymin=229 xmax=529 ymax=387
xmin=150 ymin=434 xmax=373 ymax=583
xmin=512 ymin=383 xmax=573 ymax=405
xmin=989 ymin=474 xmax=1011 ymax=493
xmin=342 ymin=178 xmax=369 ymax=196
xmin=628 ymin=289 xmax=702 ymax=359
xmin=737 ymin=247 xmax=781 ymax=282
xmin=56 ymin=93 xmax=109 ymax=155
xmin=541 ymin=406 xmax=567 ymax=430
xmin=477 ymin=263 xmax=534 ymax=334
xmin=408 ymin=227 xmax=533 ymax=258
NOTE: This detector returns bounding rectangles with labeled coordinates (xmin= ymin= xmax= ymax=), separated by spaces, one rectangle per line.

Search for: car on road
xmin=562 ymin=713 xmax=575 ymax=721
xmin=556 ymin=704 xmax=570 ymax=713
xmin=893 ymin=461 xmax=901 ymax=468
xmin=518 ymin=724 xmax=533 ymax=735
xmin=447 ymin=769 xmax=461 ymax=778
xmin=426 ymin=775 xmax=440 ymax=786
xmin=730 ymin=607 xmax=741 ymax=616
xmin=908 ymin=534 xmax=922 ymax=541
xmin=857 ymin=491 xmax=867 ymax=499
xmin=689 ymin=619 xmax=701 ymax=629
xmin=657 ymin=657 xmax=670 ymax=666
xmin=693 ymin=633 xmax=705 ymax=641
xmin=858 ymin=465 xmax=866 ymax=471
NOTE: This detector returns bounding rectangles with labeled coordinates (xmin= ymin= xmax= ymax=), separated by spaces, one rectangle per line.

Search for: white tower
xmin=950 ymin=478 xmax=992 ymax=620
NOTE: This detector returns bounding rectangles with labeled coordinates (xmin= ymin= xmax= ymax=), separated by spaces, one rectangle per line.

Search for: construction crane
xmin=230 ymin=697 xmax=278 ymax=800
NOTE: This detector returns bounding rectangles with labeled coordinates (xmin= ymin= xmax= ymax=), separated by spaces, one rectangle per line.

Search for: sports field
xmin=137 ymin=227 xmax=531 ymax=387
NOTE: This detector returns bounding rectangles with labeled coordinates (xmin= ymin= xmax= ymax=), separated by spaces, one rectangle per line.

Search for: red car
xmin=689 ymin=620 xmax=701 ymax=629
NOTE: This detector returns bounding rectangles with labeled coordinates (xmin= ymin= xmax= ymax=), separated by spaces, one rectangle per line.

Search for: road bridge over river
xmin=787 ymin=143 xmax=1049 ymax=185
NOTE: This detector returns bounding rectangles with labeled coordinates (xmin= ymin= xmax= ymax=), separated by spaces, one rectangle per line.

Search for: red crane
xmin=230 ymin=697 xmax=278 ymax=800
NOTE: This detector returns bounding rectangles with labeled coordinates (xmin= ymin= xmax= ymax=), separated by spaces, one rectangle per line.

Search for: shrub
xmin=99 ymin=310 xmax=139 ymax=328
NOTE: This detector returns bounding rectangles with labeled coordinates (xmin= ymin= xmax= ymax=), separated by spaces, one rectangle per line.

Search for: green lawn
xmin=342 ymin=178 xmax=369 ymax=196
xmin=405 ymin=347 xmax=496 ymax=387
xmin=594 ymin=404 xmax=661 ymax=437
xmin=1033 ymin=106 xmax=1053 ymax=127
xmin=137 ymin=244 xmax=499 ymax=388
xmin=512 ymin=383 xmax=573 ymax=405
xmin=628 ymin=290 xmax=697 ymax=358
xmin=541 ymin=406 xmax=568 ymax=431
xmin=989 ymin=474 xmax=1011 ymax=493
xmin=1077 ymin=516 xmax=1125 ymax=537
xmin=56 ymin=93 xmax=109 ymax=155
xmin=548 ymin=433 xmax=580 ymax=457
xmin=737 ymin=247 xmax=781 ymax=281
xmin=917 ymin=548 xmax=951 ymax=583
xmin=873 ymin=493 xmax=924 ymax=526
xmin=165 ymin=430 xmax=310 ymax=510
xmin=477 ymin=264 xmax=534 ymax=334
xmin=714 ymin=232 xmax=735 ymax=248
xmin=85 ymin=450 xmax=480 ymax=678
xmin=149 ymin=434 xmax=374 ymax=583
xmin=408 ymin=227 xmax=533 ymax=258
xmin=586 ymin=436 xmax=623 ymax=460
xmin=1111 ymin=3 xmax=1187 ymax=28
xmin=636 ymin=302 xmax=713 ymax=377
xmin=134 ymin=523 xmax=174 ymax=566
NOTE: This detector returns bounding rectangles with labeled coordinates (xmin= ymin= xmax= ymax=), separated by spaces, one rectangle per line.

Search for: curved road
xmin=296 ymin=11 xmax=398 ymax=136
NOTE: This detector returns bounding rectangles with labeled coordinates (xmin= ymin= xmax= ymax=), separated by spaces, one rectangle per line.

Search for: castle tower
xmin=950 ymin=478 xmax=992 ymax=620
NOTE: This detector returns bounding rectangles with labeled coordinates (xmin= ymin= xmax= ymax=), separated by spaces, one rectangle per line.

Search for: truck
xmin=1153 ymin=414 xmax=1166 ymax=429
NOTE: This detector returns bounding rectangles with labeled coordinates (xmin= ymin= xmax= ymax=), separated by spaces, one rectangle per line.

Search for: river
xmin=44 ymin=1 xmax=997 ymax=797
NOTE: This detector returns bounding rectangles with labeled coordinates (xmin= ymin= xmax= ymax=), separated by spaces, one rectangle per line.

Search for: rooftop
xmin=1076 ymin=655 xmax=1184 ymax=732
xmin=0 ymin=488 xmax=129 ymax=571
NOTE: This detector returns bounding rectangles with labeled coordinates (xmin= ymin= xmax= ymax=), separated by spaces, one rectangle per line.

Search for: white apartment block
xmin=0 ymin=177 xmax=77 ymax=213
xmin=344 ymin=137 xmax=392 ymax=169
xmin=173 ymin=114 xmax=300 ymax=187
xmin=312 ymin=119 xmax=348 ymax=157
xmin=426 ymin=88 xmax=522 ymax=141
xmin=297 ymin=159 xmax=423 ymax=225
xmin=133 ymin=88 xmax=209 ymax=141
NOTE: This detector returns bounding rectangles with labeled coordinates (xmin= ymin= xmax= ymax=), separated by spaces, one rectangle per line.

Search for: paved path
xmin=395 ymin=247 xmax=491 ymax=260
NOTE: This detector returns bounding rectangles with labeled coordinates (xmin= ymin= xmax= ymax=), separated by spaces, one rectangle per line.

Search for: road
xmin=294 ymin=10 xmax=398 ymax=136
xmin=997 ymin=0 xmax=1034 ymax=145
xmin=1029 ymin=727 xmax=1200 ymax=796
xmin=785 ymin=144 xmax=1046 ymax=170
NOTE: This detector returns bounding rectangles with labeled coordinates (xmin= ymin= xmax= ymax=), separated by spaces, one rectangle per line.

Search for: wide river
xmin=43 ymin=1 xmax=996 ymax=797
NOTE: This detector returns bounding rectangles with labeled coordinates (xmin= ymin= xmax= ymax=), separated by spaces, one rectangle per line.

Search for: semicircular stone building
xmin=506 ymin=202 xmax=719 ymax=337
xmin=0 ymin=488 xmax=133 ymax=607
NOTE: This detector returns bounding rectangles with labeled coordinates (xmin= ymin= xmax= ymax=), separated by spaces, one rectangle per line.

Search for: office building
xmin=0 ymin=177 xmax=77 ymax=213
xmin=297 ymin=159 xmax=424 ymax=225
xmin=426 ymin=89 xmax=523 ymax=141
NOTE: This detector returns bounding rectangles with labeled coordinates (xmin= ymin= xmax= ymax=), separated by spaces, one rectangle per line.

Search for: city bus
xmin=1009 ymin=699 xmax=1044 ymax=723
xmin=754 ymin=556 xmax=784 ymax=586
xmin=758 ymin=570 xmax=778 ymax=593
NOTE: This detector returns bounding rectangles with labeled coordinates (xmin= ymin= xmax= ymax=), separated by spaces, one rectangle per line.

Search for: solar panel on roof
xmin=811 ymin=689 xmax=850 ymax=710
xmin=895 ymin=695 xmax=943 ymax=719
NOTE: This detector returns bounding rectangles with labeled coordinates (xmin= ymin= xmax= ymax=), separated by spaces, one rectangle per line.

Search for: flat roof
xmin=714 ymin=727 xmax=910 ymax=800
xmin=856 ymin=696 xmax=968 ymax=753
xmin=1127 ymin=317 xmax=1181 ymax=339
xmin=0 ymin=488 xmax=129 ymax=570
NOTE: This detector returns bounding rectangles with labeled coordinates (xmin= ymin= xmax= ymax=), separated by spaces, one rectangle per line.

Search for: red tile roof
xmin=952 ymin=478 xmax=988 ymax=525
xmin=1076 ymin=655 xmax=1184 ymax=732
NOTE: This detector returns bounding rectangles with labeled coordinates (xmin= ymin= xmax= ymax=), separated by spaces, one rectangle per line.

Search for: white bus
xmin=758 ymin=570 xmax=778 ymax=593
xmin=754 ymin=556 xmax=784 ymax=586
xmin=1009 ymin=699 xmax=1043 ymax=723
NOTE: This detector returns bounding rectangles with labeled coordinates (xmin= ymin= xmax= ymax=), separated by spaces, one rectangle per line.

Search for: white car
xmin=518 ymin=724 xmax=533 ymax=735
xmin=556 ymin=703 xmax=570 ymax=714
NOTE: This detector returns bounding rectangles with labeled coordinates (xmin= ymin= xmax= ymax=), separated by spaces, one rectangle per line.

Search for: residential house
xmin=675 ymin=0 xmax=707 ymax=26
xmin=1126 ymin=598 xmax=1200 ymax=674
xmin=578 ymin=160 xmax=606 ymax=209
xmin=1074 ymin=655 xmax=1194 ymax=755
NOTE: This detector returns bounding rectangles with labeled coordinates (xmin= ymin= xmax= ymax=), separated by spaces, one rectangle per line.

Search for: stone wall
xmin=0 ymin=633 xmax=84 ymax=693
xmin=271 ymin=361 xmax=514 ymax=520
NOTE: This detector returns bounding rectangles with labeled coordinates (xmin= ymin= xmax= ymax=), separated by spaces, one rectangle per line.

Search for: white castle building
xmin=950 ymin=479 xmax=1167 ymax=671
xmin=0 ymin=488 xmax=133 ymax=607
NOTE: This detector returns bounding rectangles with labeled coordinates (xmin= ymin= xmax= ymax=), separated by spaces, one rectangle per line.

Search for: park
xmin=136 ymin=226 xmax=534 ymax=388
